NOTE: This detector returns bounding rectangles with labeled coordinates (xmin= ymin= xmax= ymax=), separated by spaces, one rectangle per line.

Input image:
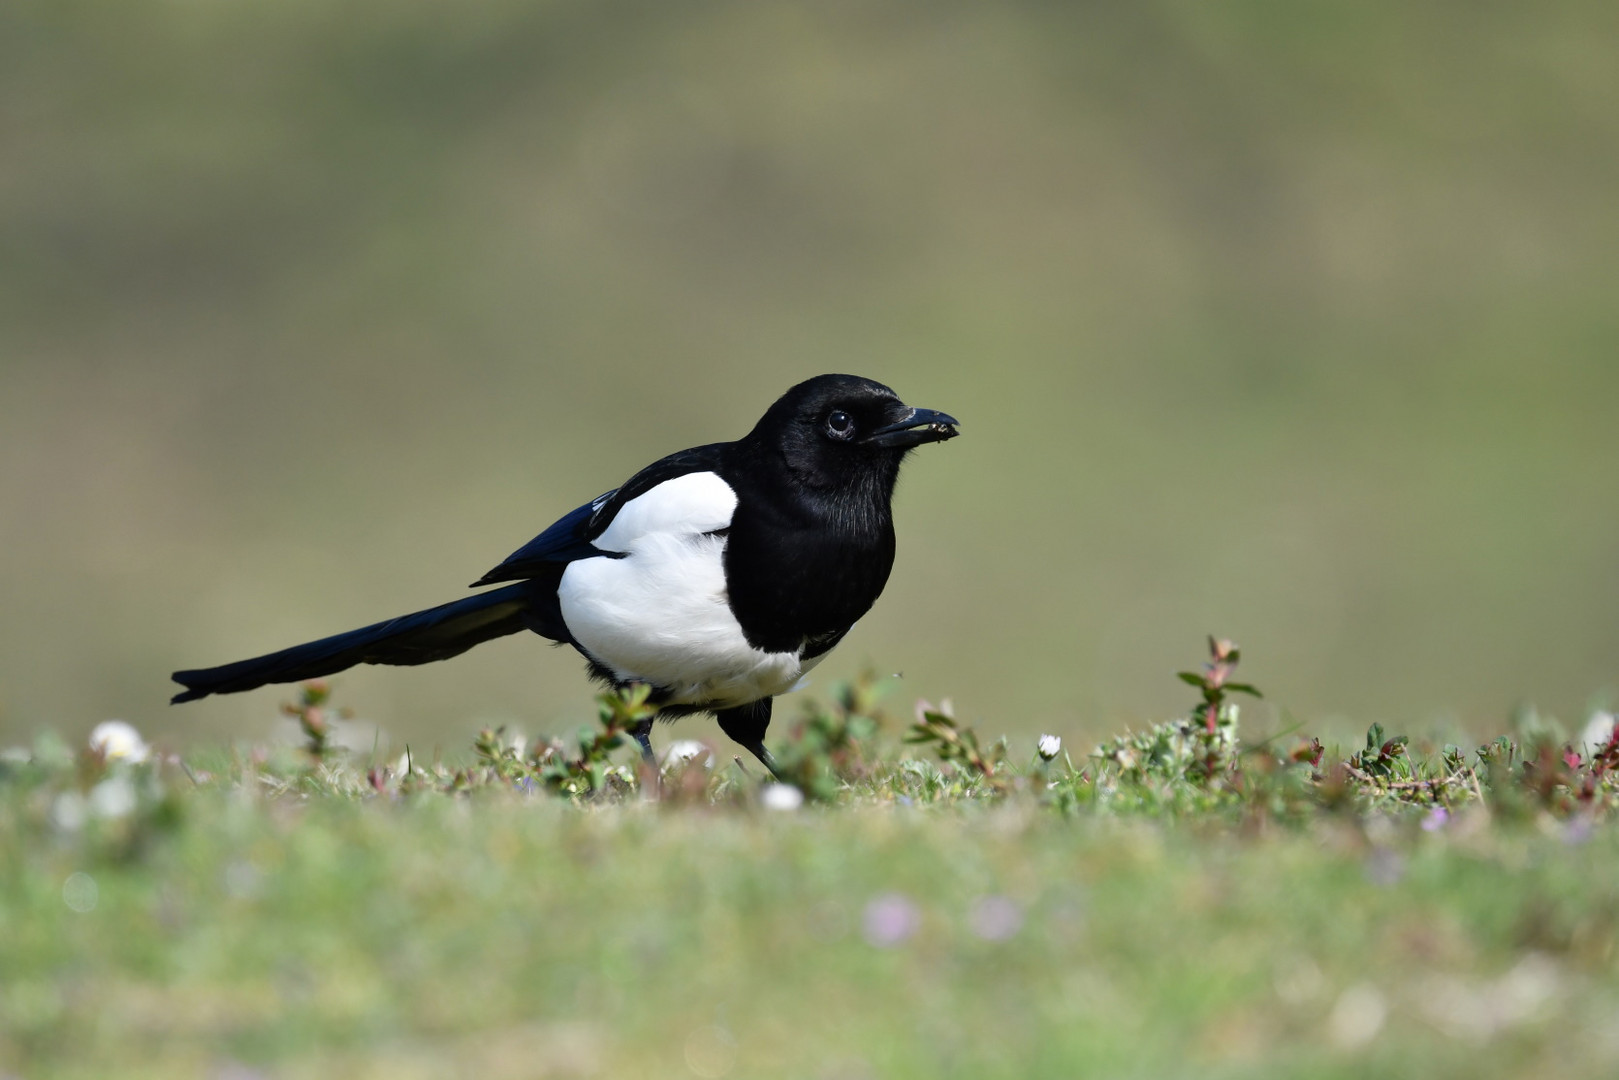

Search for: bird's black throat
xmin=720 ymin=450 xmax=902 ymax=654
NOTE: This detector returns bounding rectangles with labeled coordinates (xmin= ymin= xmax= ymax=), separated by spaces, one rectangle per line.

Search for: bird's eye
xmin=825 ymin=410 xmax=856 ymax=439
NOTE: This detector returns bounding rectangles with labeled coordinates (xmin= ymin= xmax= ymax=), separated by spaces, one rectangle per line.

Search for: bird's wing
xmin=470 ymin=443 xmax=731 ymax=586
xmin=468 ymin=499 xmax=604 ymax=585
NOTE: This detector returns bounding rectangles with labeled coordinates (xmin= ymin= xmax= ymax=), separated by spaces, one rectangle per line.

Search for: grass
xmin=5 ymin=642 xmax=1619 ymax=1079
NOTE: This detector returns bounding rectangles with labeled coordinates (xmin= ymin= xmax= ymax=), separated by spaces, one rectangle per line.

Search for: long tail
xmin=171 ymin=583 xmax=544 ymax=703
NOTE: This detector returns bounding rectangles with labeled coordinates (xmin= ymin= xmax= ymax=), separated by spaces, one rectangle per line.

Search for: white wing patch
xmin=591 ymin=471 xmax=736 ymax=553
xmin=558 ymin=471 xmax=818 ymax=707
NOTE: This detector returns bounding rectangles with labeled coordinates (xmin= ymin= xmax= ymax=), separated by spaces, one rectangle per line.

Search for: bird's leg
xmin=629 ymin=718 xmax=657 ymax=769
xmin=715 ymin=699 xmax=782 ymax=781
xmin=749 ymin=743 xmax=783 ymax=780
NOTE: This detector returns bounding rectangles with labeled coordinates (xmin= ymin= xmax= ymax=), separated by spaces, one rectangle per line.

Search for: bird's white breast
xmin=557 ymin=471 xmax=822 ymax=707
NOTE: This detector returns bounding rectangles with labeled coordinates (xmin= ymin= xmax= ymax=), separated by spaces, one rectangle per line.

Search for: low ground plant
xmin=155 ymin=636 xmax=1610 ymax=824
xmin=4 ymin=640 xmax=1618 ymax=1078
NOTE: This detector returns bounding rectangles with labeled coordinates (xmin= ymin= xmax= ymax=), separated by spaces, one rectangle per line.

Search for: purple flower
xmin=1421 ymin=806 xmax=1449 ymax=832
xmin=968 ymin=896 xmax=1024 ymax=941
xmin=863 ymin=893 xmax=921 ymax=947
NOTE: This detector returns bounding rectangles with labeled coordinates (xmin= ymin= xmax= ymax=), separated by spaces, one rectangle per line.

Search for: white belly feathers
xmin=556 ymin=471 xmax=821 ymax=707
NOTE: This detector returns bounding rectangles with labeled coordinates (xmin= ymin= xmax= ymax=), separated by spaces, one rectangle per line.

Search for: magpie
xmin=171 ymin=374 xmax=959 ymax=774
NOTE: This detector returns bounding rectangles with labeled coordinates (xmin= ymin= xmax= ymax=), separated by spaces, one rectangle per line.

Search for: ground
xmin=5 ymin=658 xmax=1619 ymax=1079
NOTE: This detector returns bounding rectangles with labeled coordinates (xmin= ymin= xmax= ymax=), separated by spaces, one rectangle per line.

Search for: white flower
xmin=88 ymin=720 xmax=150 ymax=763
xmin=62 ymin=872 xmax=99 ymax=914
xmin=1038 ymin=734 xmax=1062 ymax=761
xmin=1580 ymin=711 xmax=1616 ymax=754
xmin=760 ymin=783 xmax=804 ymax=811
xmin=51 ymin=792 xmax=87 ymax=832
xmin=1327 ymin=983 xmax=1388 ymax=1050
xmin=662 ymin=740 xmax=715 ymax=770
xmin=88 ymin=775 xmax=138 ymax=819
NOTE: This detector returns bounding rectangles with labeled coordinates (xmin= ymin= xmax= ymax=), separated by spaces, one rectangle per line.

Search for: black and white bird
xmin=171 ymin=374 xmax=959 ymax=774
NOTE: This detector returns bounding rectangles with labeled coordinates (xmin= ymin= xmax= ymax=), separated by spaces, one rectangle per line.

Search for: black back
xmin=471 ymin=443 xmax=729 ymax=586
xmin=472 ymin=374 xmax=937 ymax=657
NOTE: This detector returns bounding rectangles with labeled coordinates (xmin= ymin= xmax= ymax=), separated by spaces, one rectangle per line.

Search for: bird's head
xmin=744 ymin=374 xmax=959 ymax=494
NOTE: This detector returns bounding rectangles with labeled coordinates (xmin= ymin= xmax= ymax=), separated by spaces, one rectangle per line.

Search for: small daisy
xmin=760 ymin=783 xmax=804 ymax=811
xmin=88 ymin=720 xmax=150 ymax=764
xmin=662 ymin=740 xmax=715 ymax=770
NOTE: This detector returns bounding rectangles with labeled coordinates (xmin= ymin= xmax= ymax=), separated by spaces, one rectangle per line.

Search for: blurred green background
xmin=3 ymin=0 xmax=1616 ymax=752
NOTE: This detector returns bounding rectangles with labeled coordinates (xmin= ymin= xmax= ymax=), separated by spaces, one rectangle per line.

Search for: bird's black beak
xmin=866 ymin=407 xmax=960 ymax=449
